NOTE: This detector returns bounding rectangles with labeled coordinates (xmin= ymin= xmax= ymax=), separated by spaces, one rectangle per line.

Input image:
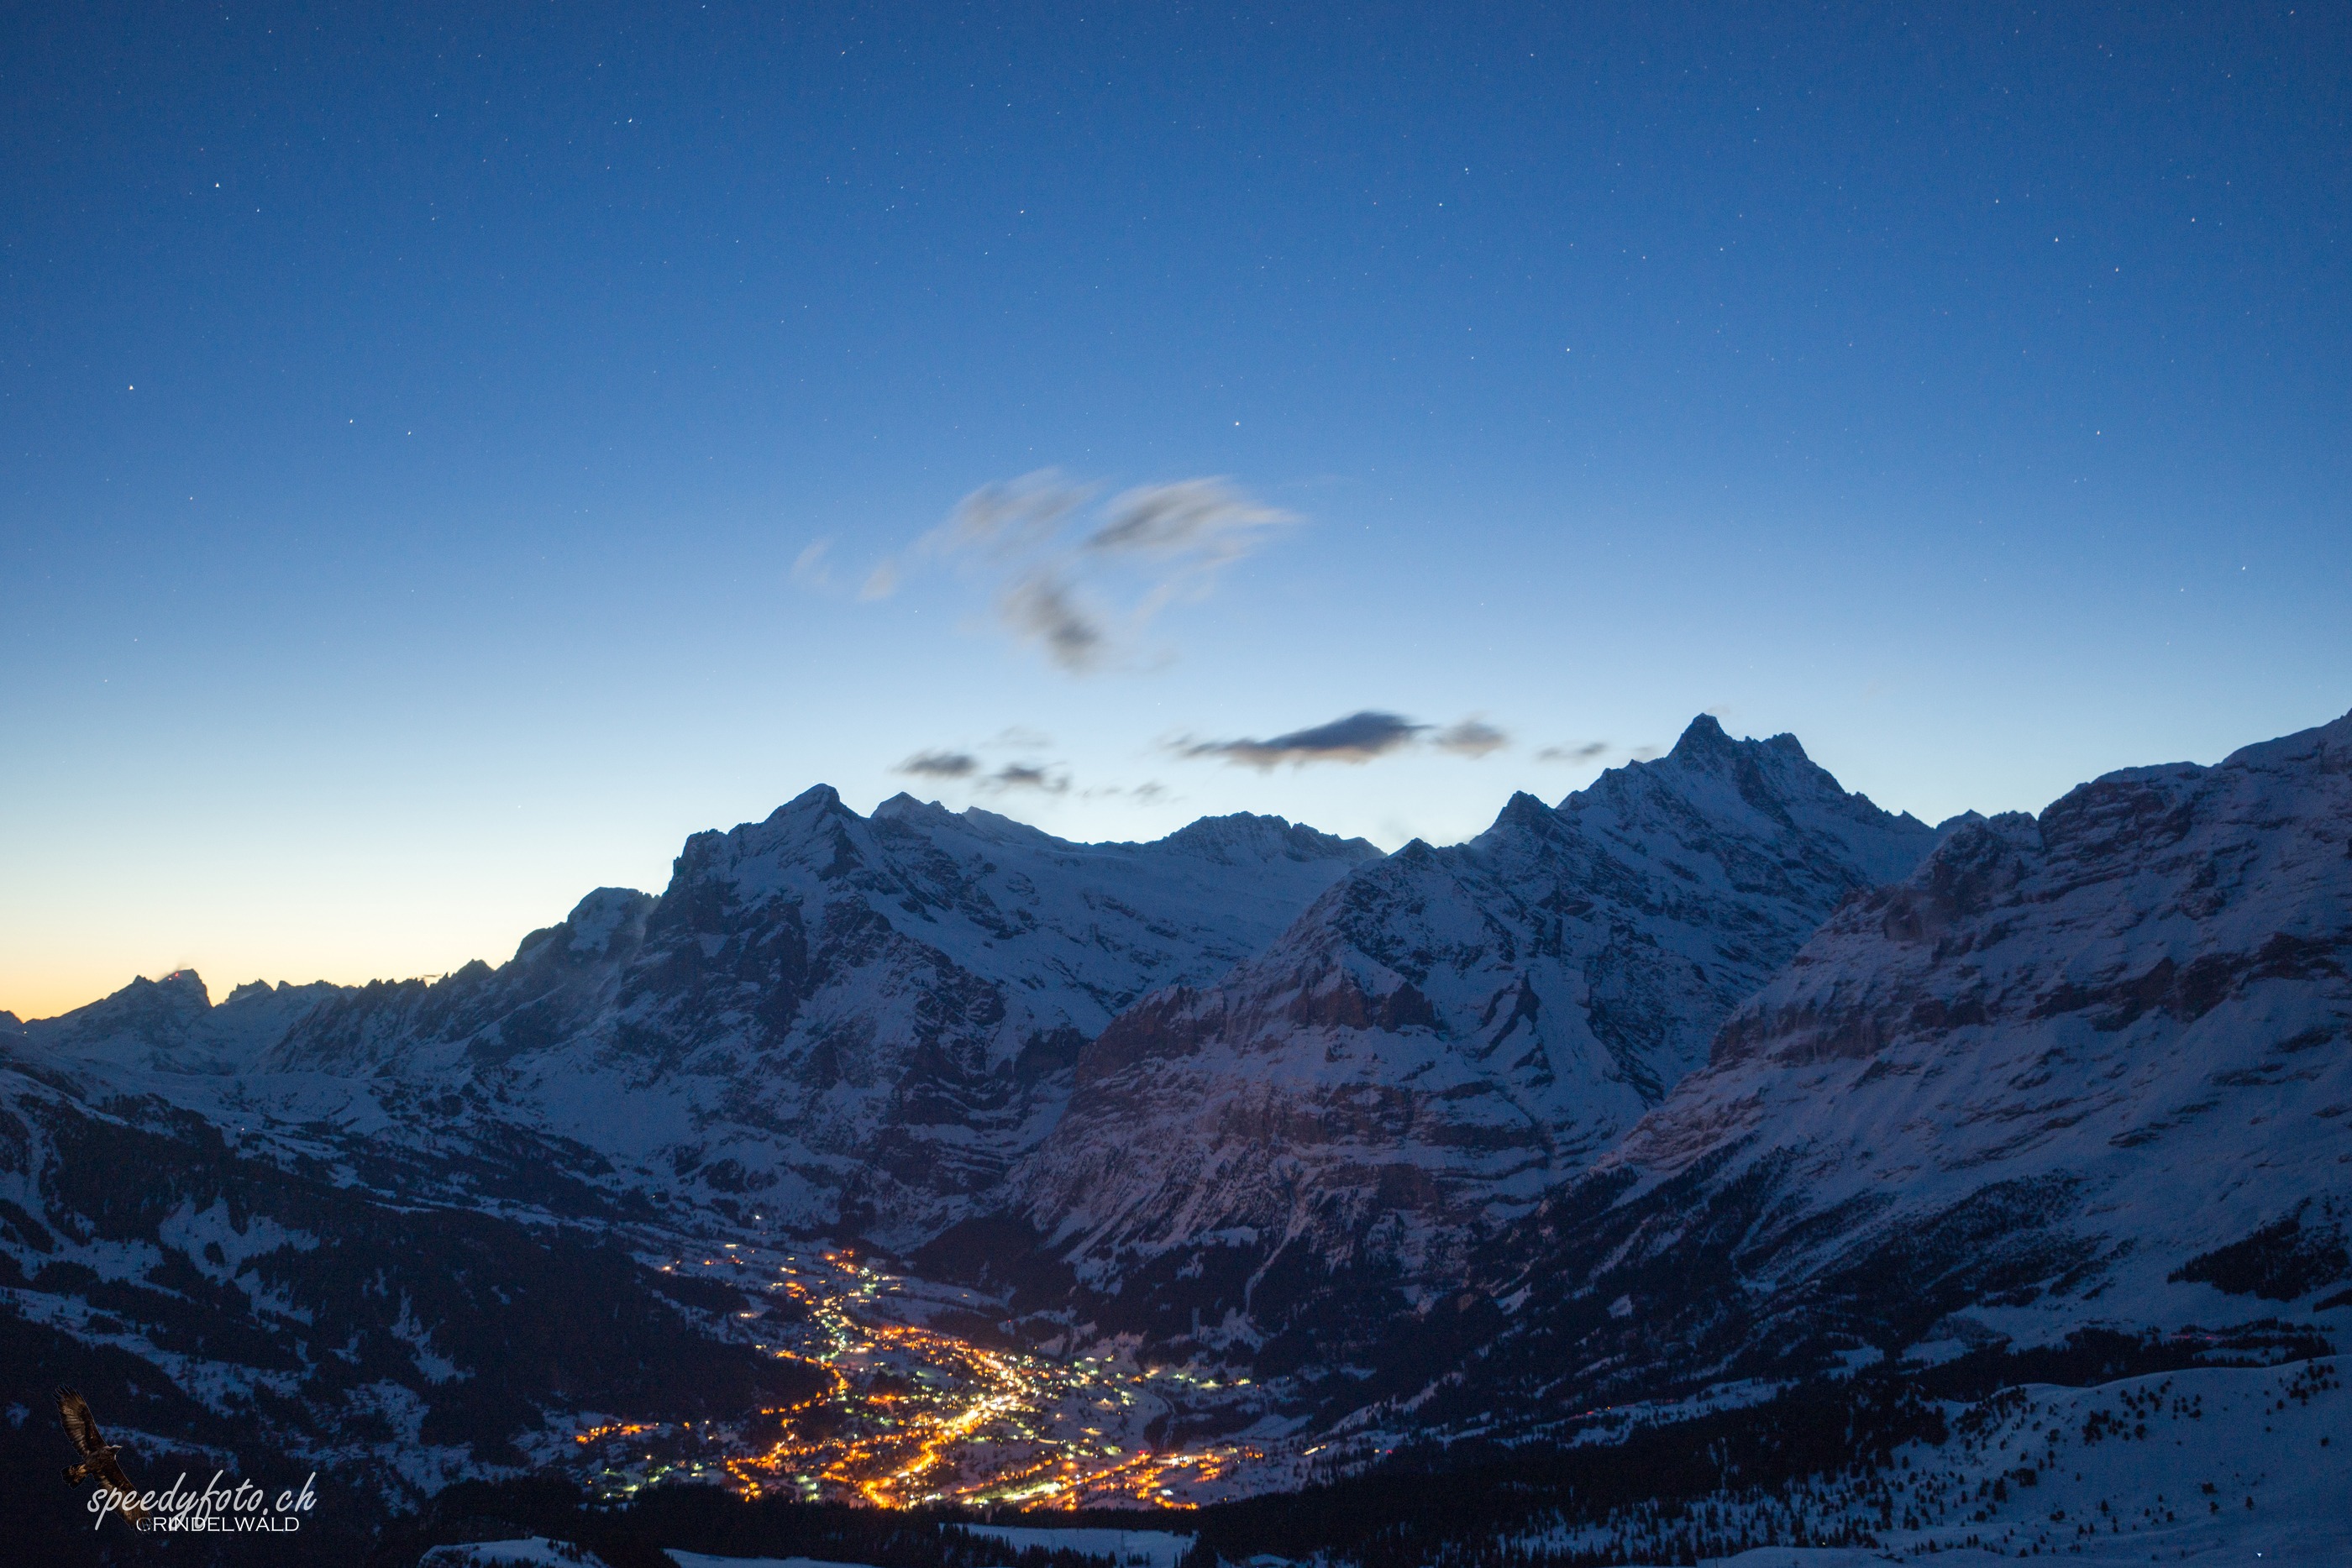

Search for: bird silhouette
xmin=55 ymin=1387 xmax=149 ymax=1524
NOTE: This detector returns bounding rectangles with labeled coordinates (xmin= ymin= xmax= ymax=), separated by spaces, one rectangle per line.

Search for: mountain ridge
xmin=5 ymin=711 xmax=2348 ymax=1527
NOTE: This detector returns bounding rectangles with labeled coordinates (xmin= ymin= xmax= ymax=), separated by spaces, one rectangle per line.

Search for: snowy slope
xmin=1397 ymin=710 xmax=2352 ymax=1434
xmin=1541 ymin=1357 xmax=2349 ymax=1565
xmin=1002 ymin=717 xmax=1940 ymax=1352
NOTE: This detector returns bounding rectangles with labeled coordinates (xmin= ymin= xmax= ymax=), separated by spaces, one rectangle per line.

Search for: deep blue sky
xmin=6 ymin=2 xmax=2348 ymax=1015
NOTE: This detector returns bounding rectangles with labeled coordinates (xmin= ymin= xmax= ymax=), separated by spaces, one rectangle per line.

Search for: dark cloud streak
xmin=897 ymin=750 xmax=979 ymax=779
xmin=1179 ymin=711 xmax=1428 ymax=770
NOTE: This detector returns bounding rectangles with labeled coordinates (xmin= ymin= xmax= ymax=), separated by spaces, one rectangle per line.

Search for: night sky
xmin=6 ymin=3 xmax=2347 ymax=1017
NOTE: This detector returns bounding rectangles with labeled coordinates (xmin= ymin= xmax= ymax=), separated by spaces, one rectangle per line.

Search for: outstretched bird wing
xmin=92 ymin=1451 xmax=147 ymax=1521
xmin=55 ymin=1387 xmax=146 ymax=1523
xmin=55 ymin=1387 xmax=104 ymax=1456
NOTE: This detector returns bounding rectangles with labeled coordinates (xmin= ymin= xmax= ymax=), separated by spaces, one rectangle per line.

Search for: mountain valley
xmin=5 ymin=712 xmax=2348 ymax=1561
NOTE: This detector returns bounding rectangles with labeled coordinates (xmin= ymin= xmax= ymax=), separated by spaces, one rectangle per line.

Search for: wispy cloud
xmin=1000 ymin=574 xmax=1105 ymax=669
xmin=984 ymin=763 xmax=1068 ymax=794
xmin=791 ymin=538 xmax=837 ymax=591
xmin=897 ymin=749 xmax=979 ymax=779
xmin=1434 ymin=718 xmax=1509 ymax=758
xmin=1536 ymin=741 xmax=1610 ymax=763
xmin=864 ymin=470 xmax=1297 ymax=672
xmin=1179 ymin=711 xmax=1428 ymax=770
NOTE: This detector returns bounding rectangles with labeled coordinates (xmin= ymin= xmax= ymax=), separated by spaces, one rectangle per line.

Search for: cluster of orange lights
xmin=572 ymin=1421 xmax=655 ymax=1447
xmin=571 ymin=1249 xmax=1273 ymax=1511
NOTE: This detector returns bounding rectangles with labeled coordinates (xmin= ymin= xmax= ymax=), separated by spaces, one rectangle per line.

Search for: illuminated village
xmin=564 ymin=1245 xmax=1339 ymax=1510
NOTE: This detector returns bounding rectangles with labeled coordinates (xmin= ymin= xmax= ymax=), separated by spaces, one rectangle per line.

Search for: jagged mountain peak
xmin=769 ymin=781 xmax=851 ymax=819
xmin=511 ymin=886 xmax=657 ymax=965
xmin=60 ymin=968 xmax=215 ymax=1030
xmin=1665 ymin=710 xmax=1737 ymax=761
xmin=1487 ymin=789 xmax=1560 ymax=836
xmin=1657 ymin=711 xmax=1809 ymax=768
xmin=870 ymin=789 xmax=948 ymax=822
xmin=1583 ymin=718 xmax=1809 ymax=806
xmin=149 ymin=968 xmax=211 ymax=1006
xmin=1598 ymin=713 xmax=1872 ymax=800
xmin=3 ymin=968 xmax=221 ymax=1060
xmin=1555 ymin=718 xmax=1934 ymax=892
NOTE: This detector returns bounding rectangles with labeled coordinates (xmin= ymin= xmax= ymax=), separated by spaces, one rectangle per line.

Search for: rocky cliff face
xmin=1386 ymin=711 xmax=2352 ymax=1438
xmin=998 ymin=716 xmax=1942 ymax=1360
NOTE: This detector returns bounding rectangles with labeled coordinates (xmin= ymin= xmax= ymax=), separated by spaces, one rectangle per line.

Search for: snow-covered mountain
xmin=34 ymin=789 xmax=1373 ymax=1240
xmin=996 ymin=716 xmax=1942 ymax=1355
xmin=8 ymin=710 xmax=2349 ymax=1544
xmin=1387 ymin=709 xmax=2352 ymax=1436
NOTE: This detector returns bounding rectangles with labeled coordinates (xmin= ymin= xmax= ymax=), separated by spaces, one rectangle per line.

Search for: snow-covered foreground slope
xmin=996 ymin=716 xmax=1940 ymax=1358
xmin=1554 ymin=1357 xmax=2349 ymax=1565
